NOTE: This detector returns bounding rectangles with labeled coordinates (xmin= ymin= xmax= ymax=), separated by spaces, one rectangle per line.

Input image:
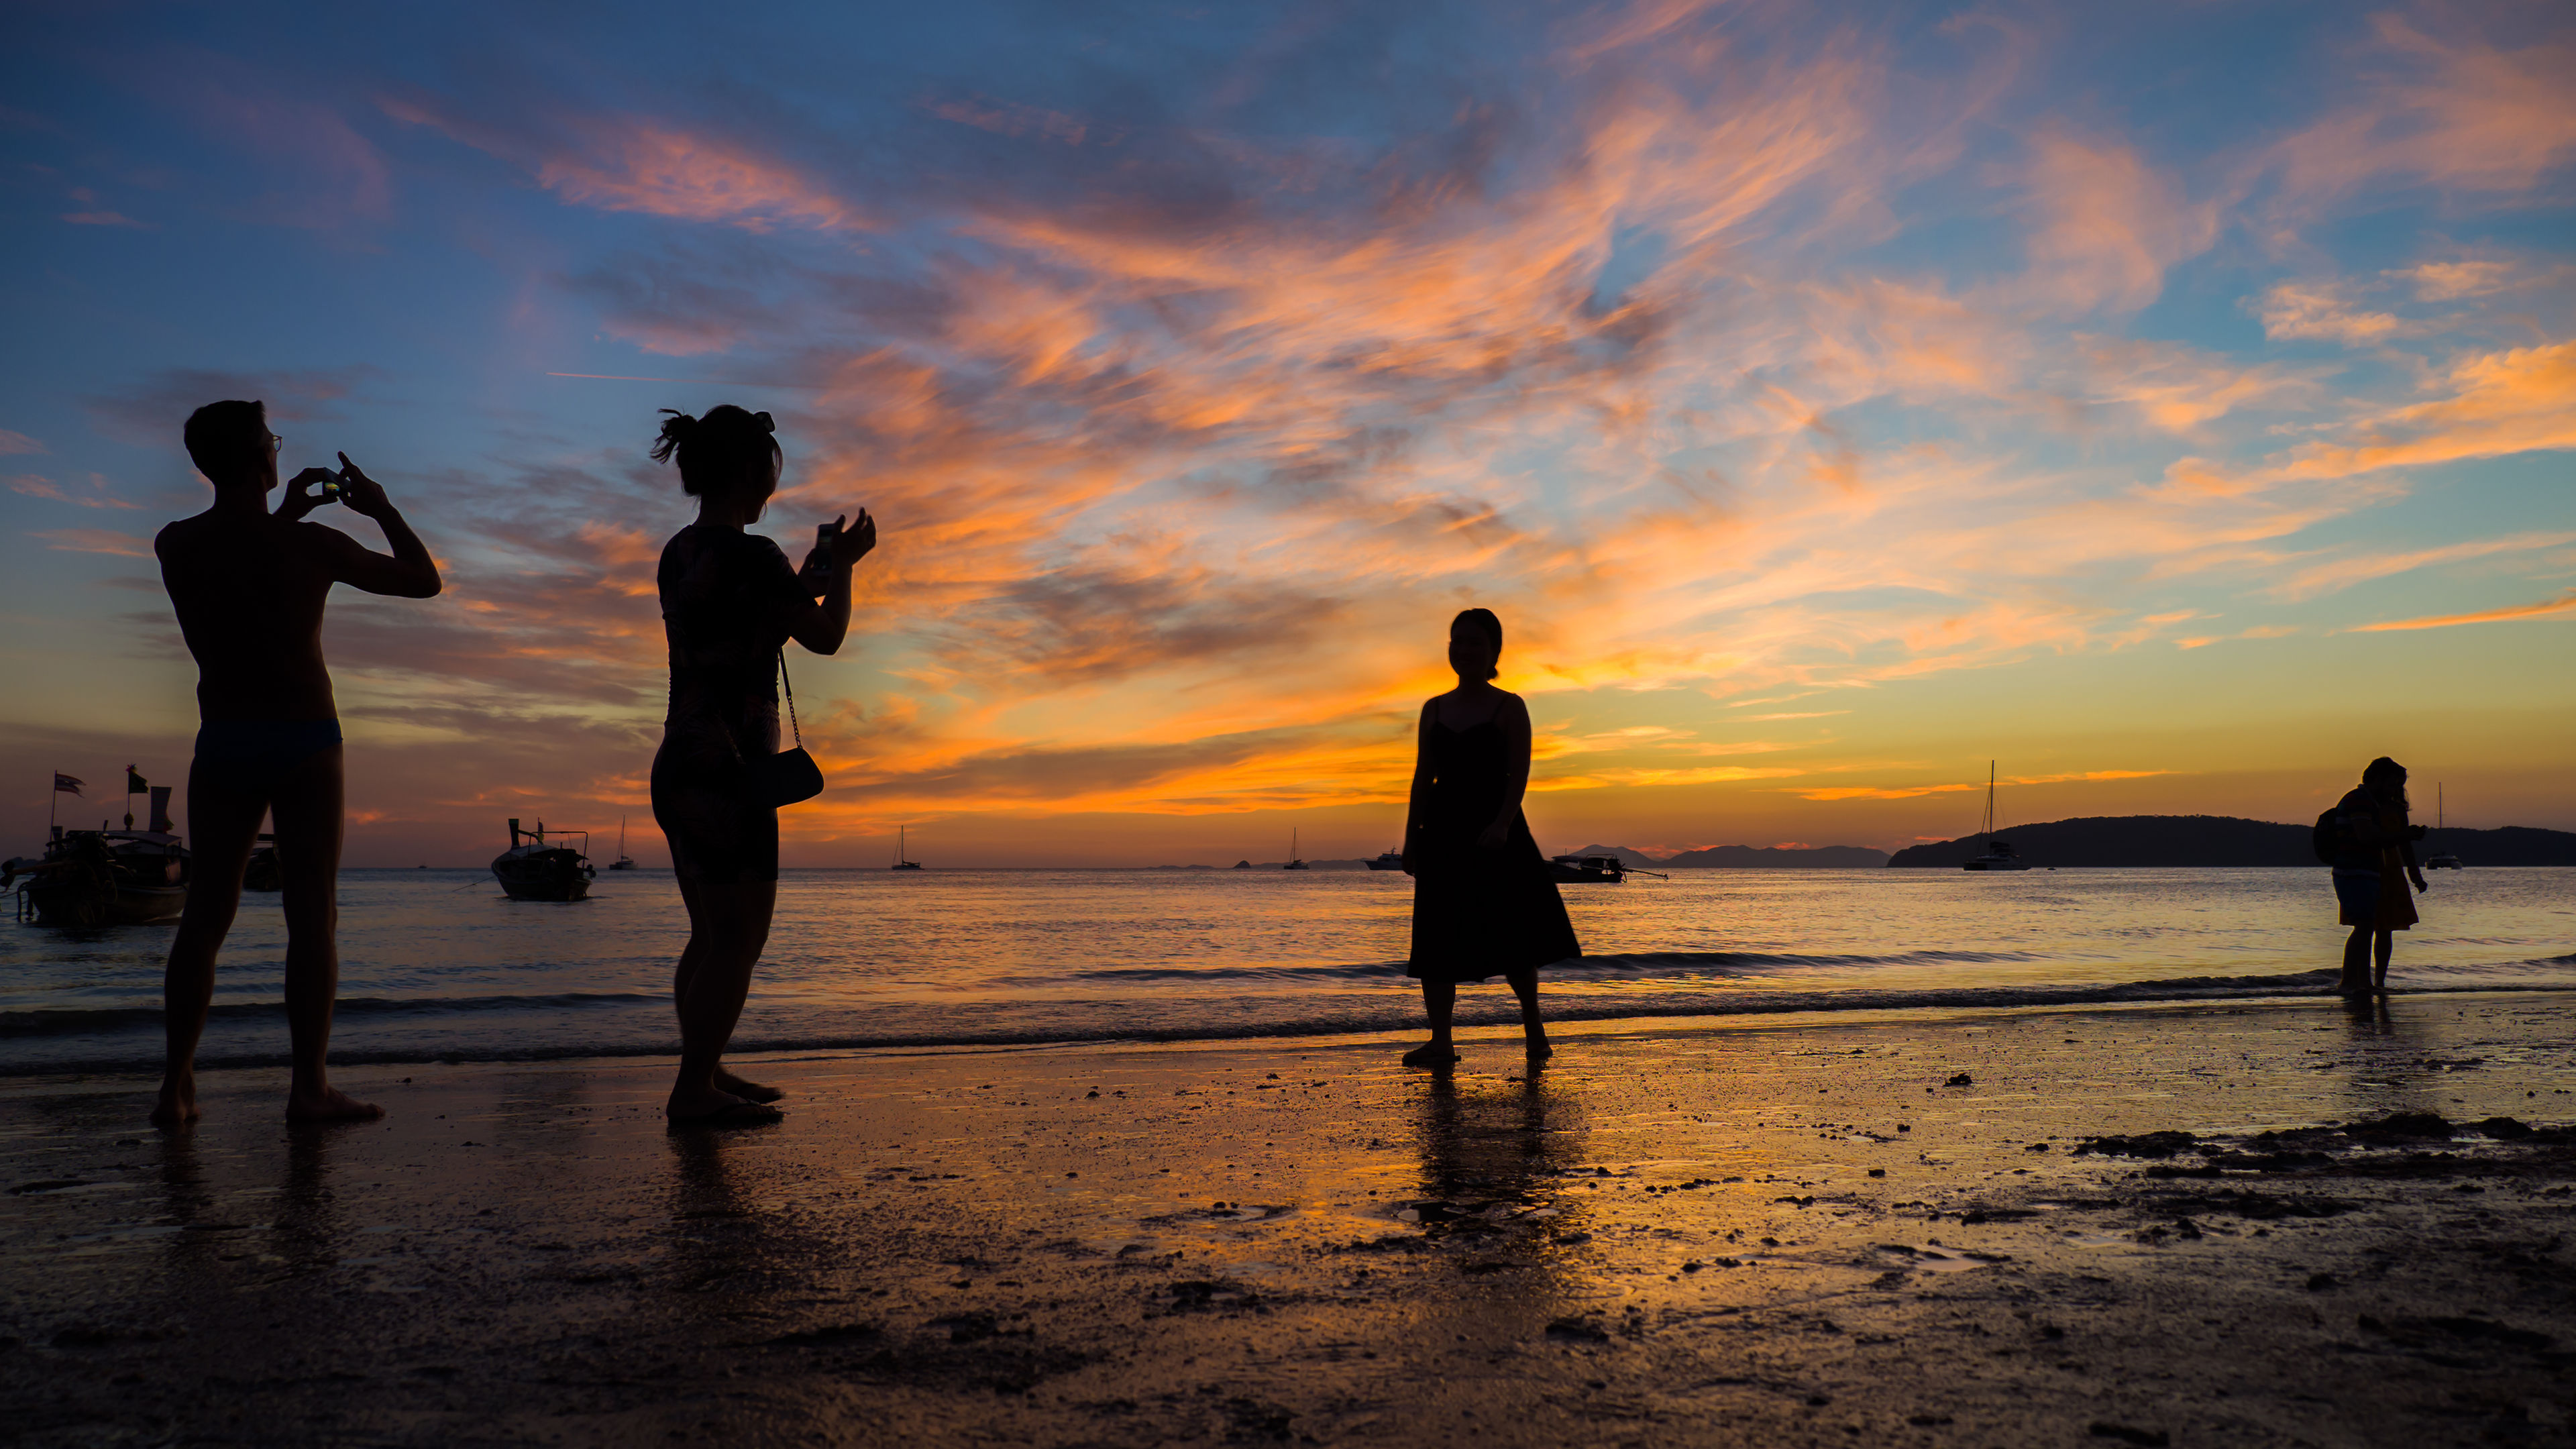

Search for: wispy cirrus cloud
xmin=2347 ymin=590 xmax=2576 ymax=633
xmin=32 ymin=527 xmax=153 ymax=557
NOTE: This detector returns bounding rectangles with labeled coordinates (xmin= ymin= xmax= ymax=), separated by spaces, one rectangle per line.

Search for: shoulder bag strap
xmin=778 ymin=649 xmax=803 ymax=748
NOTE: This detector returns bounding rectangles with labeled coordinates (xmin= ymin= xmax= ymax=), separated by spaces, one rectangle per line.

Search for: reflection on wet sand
xmin=1401 ymin=1069 xmax=1605 ymax=1332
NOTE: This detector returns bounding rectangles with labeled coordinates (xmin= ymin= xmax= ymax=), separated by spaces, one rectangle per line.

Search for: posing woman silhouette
xmin=1399 ymin=608 xmax=1580 ymax=1067
xmin=649 ymin=406 xmax=874 ymax=1125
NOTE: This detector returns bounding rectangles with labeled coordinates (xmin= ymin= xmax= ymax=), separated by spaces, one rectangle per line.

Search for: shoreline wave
xmin=7 ymin=971 xmax=2569 ymax=1078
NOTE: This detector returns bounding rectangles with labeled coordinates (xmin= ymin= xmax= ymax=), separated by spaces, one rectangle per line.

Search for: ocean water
xmin=3 ymin=867 xmax=2571 ymax=1075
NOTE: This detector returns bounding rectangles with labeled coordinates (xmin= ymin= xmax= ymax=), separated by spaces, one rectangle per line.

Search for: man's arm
xmin=323 ymin=453 xmax=441 ymax=598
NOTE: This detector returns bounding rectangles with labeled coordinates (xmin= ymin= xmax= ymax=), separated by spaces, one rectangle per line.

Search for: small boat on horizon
xmin=1548 ymin=853 xmax=1666 ymax=883
xmin=892 ymin=824 xmax=922 ymax=871
xmin=2424 ymin=783 xmax=2463 ymax=870
xmin=491 ymin=818 xmax=594 ymax=902
xmin=607 ymin=815 xmax=636 ymax=871
xmin=244 ymin=833 xmax=281 ymax=892
xmin=1366 ymin=849 xmax=1405 ymax=871
xmin=1961 ymin=762 xmax=2030 ymax=871
xmin=1283 ymin=829 xmax=1309 ymax=871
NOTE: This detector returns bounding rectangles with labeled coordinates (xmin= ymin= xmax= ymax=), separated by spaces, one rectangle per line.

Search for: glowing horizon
xmin=3 ymin=2 xmax=2571 ymax=867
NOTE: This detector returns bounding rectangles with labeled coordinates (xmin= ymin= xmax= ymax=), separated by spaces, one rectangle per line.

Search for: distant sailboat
xmin=892 ymin=824 xmax=923 ymax=871
xmin=2424 ymin=783 xmax=2463 ymax=870
xmin=608 ymin=814 xmax=636 ymax=870
xmin=1960 ymin=762 xmax=2029 ymax=871
xmin=1283 ymin=828 xmax=1309 ymax=871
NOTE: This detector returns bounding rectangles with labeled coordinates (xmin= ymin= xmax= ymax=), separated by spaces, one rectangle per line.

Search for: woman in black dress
xmin=1400 ymin=608 xmax=1580 ymax=1067
xmin=648 ymin=405 xmax=875 ymax=1125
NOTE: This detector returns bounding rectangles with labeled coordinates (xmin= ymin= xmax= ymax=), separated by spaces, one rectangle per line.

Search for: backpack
xmin=2311 ymin=807 xmax=2343 ymax=865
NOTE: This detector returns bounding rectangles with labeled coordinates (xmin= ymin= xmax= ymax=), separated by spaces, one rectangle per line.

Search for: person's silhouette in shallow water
xmin=2330 ymin=756 xmax=2427 ymax=996
xmin=649 ymin=406 xmax=874 ymax=1126
xmin=1399 ymin=608 xmax=1580 ymax=1067
xmin=151 ymin=399 xmax=442 ymax=1126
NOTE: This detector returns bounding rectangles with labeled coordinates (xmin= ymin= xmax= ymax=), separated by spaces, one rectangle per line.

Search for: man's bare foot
xmin=714 ymin=1068 xmax=783 ymax=1104
xmin=150 ymin=1075 xmax=199 ymax=1127
xmin=286 ymin=1086 xmax=384 ymax=1122
xmin=1525 ymin=1035 xmax=1554 ymax=1065
xmin=1400 ymin=1042 xmax=1459 ymax=1067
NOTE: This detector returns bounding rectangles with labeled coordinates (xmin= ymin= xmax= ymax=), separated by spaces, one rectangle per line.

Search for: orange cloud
xmin=2265 ymin=17 xmax=2576 ymax=207
xmin=535 ymin=125 xmax=867 ymax=233
xmin=2008 ymin=131 xmax=2215 ymax=315
xmin=2273 ymin=531 xmax=2576 ymax=601
xmin=2347 ymin=590 xmax=2576 ymax=633
xmin=384 ymin=98 xmax=869 ymax=233
xmin=33 ymin=527 xmax=152 ymax=557
xmin=9 ymin=472 xmax=138 ymax=509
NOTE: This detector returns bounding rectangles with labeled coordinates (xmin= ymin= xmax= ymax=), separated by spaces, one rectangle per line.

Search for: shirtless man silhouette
xmin=151 ymin=399 xmax=441 ymax=1126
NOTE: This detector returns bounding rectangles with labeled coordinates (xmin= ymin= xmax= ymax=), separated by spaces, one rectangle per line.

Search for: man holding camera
xmin=2329 ymin=756 xmax=2428 ymax=998
xmin=150 ymin=399 xmax=441 ymax=1126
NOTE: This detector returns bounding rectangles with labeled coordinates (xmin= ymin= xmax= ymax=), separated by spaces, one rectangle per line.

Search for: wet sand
xmin=5 ymin=992 xmax=2572 ymax=1446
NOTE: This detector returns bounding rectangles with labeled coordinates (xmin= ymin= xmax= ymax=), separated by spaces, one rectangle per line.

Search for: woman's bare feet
xmin=150 ymin=1074 xmax=199 ymax=1127
xmin=286 ymin=1085 xmax=384 ymax=1122
xmin=714 ymin=1068 xmax=783 ymax=1104
xmin=667 ymin=1087 xmax=782 ymax=1127
xmin=1401 ymin=1041 xmax=1459 ymax=1067
xmin=1525 ymin=1033 xmax=1554 ymax=1065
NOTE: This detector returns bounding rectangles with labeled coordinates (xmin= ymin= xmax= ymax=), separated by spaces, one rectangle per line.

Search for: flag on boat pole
xmin=50 ymin=771 xmax=82 ymax=835
xmin=127 ymin=767 xmax=149 ymax=794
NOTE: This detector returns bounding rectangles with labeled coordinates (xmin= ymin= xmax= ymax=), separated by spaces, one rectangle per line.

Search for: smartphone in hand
xmin=799 ymin=519 xmax=841 ymax=592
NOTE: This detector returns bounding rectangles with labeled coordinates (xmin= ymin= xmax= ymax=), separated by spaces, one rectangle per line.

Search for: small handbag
xmin=745 ymin=649 xmax=825 ymax=808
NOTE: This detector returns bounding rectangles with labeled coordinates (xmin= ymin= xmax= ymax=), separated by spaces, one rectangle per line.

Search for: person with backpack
xmin=2324 ymin=757 xmax=2427 ymax=996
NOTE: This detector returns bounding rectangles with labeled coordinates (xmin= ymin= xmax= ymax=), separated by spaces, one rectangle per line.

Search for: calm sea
xmin=4 ymin=867 xmax=2571 ymax=1075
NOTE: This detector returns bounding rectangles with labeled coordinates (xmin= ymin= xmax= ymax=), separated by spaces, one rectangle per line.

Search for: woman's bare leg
xmin=669 ymin=876 xmax=775 ymax=1119
xmin=671 ymin=873 xmax=777 ymax=1103
xmin=271 ymin=744 xmax=376 ymax=1122
xmin=1507 ymin=965 xmax=1550 ymax=1061
xmin=152 ymin=762 xmax=266 ymax=1126
xmin=2372 ymin=930 xmax=2394 ymax=994
xmin=1404 ymin=980 xmax=1458 ymax=1065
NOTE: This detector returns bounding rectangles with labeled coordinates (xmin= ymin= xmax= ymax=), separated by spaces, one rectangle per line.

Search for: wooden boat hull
xmin=22 ymin=879 xmax=187 ymax=926
xmin=1549 ymin=863 xmax=1625 ymax=883
xmin=243 ymin=847 xmax=282 ymax=892
xmin=492 ymin=851 xmax=593 ymax=902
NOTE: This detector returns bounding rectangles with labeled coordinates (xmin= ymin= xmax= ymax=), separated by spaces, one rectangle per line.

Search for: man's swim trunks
xmin=193 ymin=719 xmax=343 ymax=796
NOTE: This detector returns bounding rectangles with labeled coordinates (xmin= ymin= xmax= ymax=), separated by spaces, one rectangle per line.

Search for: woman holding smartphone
xmin=647 ymin=405 xmax=874 ymax=1126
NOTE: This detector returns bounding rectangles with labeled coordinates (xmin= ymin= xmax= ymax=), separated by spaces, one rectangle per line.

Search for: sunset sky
xmin=4 ymin=1 xmax=2571 ymax=867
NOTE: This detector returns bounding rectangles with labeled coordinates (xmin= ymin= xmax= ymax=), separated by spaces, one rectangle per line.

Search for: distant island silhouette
xmin=1164 ymin=817 xmax=2576 ymax=872
xmin=1562 ymin=843 xmax=1890 ymax=869
xmin=1882 ymin=814 xmax=2576 ymax=869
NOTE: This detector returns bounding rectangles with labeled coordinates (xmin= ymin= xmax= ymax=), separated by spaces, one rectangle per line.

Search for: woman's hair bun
xmin=649 ymin=409 xmax=700 ymax=464
xmin=651 ymin=403 xmax=784 ymax=495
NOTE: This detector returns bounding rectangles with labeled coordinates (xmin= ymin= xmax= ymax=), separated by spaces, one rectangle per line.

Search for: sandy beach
xmin=5 ymin=991 xmax=2571 ymax=1446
